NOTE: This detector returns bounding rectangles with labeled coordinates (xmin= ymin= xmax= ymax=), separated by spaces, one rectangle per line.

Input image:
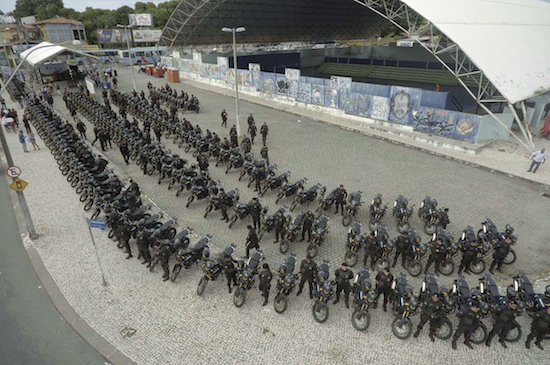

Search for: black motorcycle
xmin=280 ymin=212 xmax=303 ymax=254
xmin=197 ymin=243 xmax=236 ymax=296
xmin=312 ymin=260 xmax=334 ymax=323
xmin=393 ymin=195 xmax=414 ymax=233
xmin=307 ymin=215 xmax=329 ymax=258
xmin=351 ymin=267 xmax=378 ymax=331
xmin=261 ymin=170 xmax=289 ymax=197
xmin=418 ymin=196 xmax=441 ymax=235
xmin=290 ymin=183 xmax=322 ymax=212
xmin=233 ymin=249 xmax=264 ymax=307
xmin=344 ymin=221 xmax=363 ymax=267
xmin=204 ymin=188 xmax=239 ymax=218
xmin=314 ymin=186 xmax=336 ymax=218
xmin=275 ymin=178 xmax=307 ymax=204
xmin=369 ymin=194 xmax=387 ymax=231
xmin=390 ymin=273 xmax=419 ymax=340
xmin=273 ymin=253 xmax=298 ymax=314
xmin=171 ymin=235 xmax=211 ymax=282
xmin=342 ymin=191 xmax=362 ymax=226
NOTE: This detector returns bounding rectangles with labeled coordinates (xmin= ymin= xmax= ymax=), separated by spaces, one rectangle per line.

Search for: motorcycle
xmin=390 ymin=273 xmax=419 ymax=340
xmin=290 ymin=183 xmax=322 ymax=212
xmin=186 ymin=179 xmax=220 ymax=208
xmin=393 ymin=195 xmax=414 ymax=233
xmin=233 ymin=249 xmax=264 ymax=307
xmin=418 ymin=196 xmax=441 ymax=235
xmin=403 ymin=229 xmax=426 ymax=277
xmin=171 ymin=235 xmax=211 ymax=282
xmin=204 ymin=188 xmax=239 ymax=218
xmin=511 ymin=272 xmax=549 ymax=317
xmin=451 ymin=275 xmax=489 ymax=344
xmin=197 ymin=243 xmax=237 ymax=296
xmin=351 ymin=267 xmax=378 ymax=331
xmin=280 ymin=212 xmax=303 ymax=254
xmin=312 ymin=260 xmax=334 ymax=323
xmin=369 ymin=194 xmax=387 ymax=231
xmin=344 ymin=221 xmax=364 ymax=267
xmin=418 ymin=273 xmax=454 ymax=340
xmin=258 ymin=206 xmax=288 ymax=241
xmin=314 ymin=186 xmax=336 ymax=218
xmin=273 ymin=253 xmax=298 ymax=314
xmin=261 ymin=170 xmax=289 ymax=197
xmin=307 ymin=215 xmax=329 ymax=258
xmin=342 ymin=191 xmax=362 ymax=226
xmin=275 ymin=178 xmax=307 ymax=204
xmin=228 ymin=200 xmax=253 ymax=229
xmin=372 ymin=225 xmax=394 ymax=271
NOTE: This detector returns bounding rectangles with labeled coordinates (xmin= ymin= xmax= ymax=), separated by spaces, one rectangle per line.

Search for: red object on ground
xmin=146 ymin=66 xmax=153 ymax=75
xmin=153 ymin=68 xmax=164 ymax=77
xmin=166 ymin=69 xmax=180 ymax=83
xmin=540 ymin=114 xmax=550 ymax=139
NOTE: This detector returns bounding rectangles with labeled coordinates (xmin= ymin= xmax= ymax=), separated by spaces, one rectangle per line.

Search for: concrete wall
xmin=475 ymin=108 xmax=514 ymax=143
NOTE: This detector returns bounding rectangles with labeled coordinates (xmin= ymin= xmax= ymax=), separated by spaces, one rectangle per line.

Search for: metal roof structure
xmin=159 ymin=0 xmax=386 ymax=48
xmin=20 ymin=42 xmax=99 ymax=67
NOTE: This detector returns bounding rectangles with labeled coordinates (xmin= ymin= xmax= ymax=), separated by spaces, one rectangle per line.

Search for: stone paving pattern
xmin=2 ymin=66 xmax=549 ymax=365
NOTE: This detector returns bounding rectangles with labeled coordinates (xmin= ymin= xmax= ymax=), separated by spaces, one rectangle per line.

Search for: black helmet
xmin=404 ymin=285 xmax=414 ymax=298
xmin=440 ymin=286 xmax=450 ymax=298
xmin=505 ymin=224 xmax=514 ymax=233
xmin=470 ymin=288 xmax=482 ymax=303
xmin=545 ymin=285 xmax=550 ymax=299
xmin=507 ymin=287 xmax=520 ymax=301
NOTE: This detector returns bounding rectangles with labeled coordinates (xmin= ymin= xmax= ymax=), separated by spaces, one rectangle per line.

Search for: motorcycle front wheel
xmin=312 ymin=303 xmax=329 ymax=323
xmin=314 ymin=206 xmax=323 ymax=219
xmin=197 ymin=276 xmax=208 ymax=296
xmin=274 ymin=294 xmax=288 ymax=314
xmin=391 ymin=318 xmax=412 ymax=340
xmin=439 ymin=259 xmax=455 ymax=276
xmin=406 ymin=260 xmax=422 ymax=277
xmin=434 ymin=317 xmax=453 ymax=340
xmin=307 ymin=243 xmax=318 ymax=258
xmin=470 ymin=323 xmax=488 ymax=344
xmin=344 ymin=250 xmax=358 ymax=267
xmin=342 ymin=213 xmax=352 ymax=227
xmin=374 ymin=257 xmax=390 ymax=272
xmin=503 ymin=249 xmax=516 ymax=265
xmin=233 ymin=287 xmax=246 ymax=308
xmin=397 ymin=221 xmax=409 ymax=234
xmin=351 ymin=310 xmax=371 ymax=331
xmin=171 ymin=264 xmax=182 ymax=282
xmin=469 ymin=259 xmax=486 ymax=274
xmin=279 ymin=239 xmax=289 ymax=254
xmin=424 ymin=222 xmax=437 ymax=235
xmin=290 ymin=200 xmax=298 ymax=212
xmin=368 ymin=219 xmax=379 ymax=232
xmin=505 ymin=321 xmax=522 ymax=343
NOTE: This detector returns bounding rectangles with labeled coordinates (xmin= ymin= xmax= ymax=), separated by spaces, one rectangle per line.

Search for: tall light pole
xmin=222 ymin=26 xmax=246 ymax=137
xmin=117 ymin=24 xmax=136 ymax=91
xmin=0 ymin=28 xmax=13 ymax=75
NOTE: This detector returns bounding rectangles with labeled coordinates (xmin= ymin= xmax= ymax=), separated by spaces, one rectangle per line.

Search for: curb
xmin=0 ymin=107 xmax=136 ymax=365
xmin=179 ymin=78 xmax=550 ymax=190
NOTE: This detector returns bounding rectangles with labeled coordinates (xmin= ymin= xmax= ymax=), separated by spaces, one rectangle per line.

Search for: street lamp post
xmin=222 ymin=26 xmax=246 ymax=137
xmin=117 ymin=24 xmax=137 ymax=91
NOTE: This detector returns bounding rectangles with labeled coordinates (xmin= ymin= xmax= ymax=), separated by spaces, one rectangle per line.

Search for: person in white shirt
xmin=528 ymin=148 xmax=547 ymax=174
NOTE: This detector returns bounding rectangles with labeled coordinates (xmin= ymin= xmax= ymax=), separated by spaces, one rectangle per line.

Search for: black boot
xmin=262 ymin=294 xmax=268 ymax=306
xmin=413 ymin=328 xmax=421 ymax=338
xmin=499 ymin=339 xmax=507 ymax=349
xmin=296 ymin=290 xmax=302 ymax=296
xmin=486 ymin=331 xmax=494 ymax=347
xmin=464 ymin=340 xmax=473 ymax=349
xmin=452 ymin=339 xmax=457 ymax=350
xmin=535 ymin=342 xmax=544 ymax=350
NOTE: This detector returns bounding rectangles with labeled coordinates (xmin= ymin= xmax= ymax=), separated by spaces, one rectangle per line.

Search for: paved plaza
xmin=2 ymin=66 xmax=550 ymax=365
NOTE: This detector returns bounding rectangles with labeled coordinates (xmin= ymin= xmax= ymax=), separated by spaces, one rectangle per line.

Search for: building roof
xmin=19 ymin=41 xmax=99 ymax=66
xmin=159 ymin=0 xmax=385 ymax=48
xmin=32 ymin=17 xmax=83 ymax=26
xmin=399 ymin=0 xmax=550 ymax=103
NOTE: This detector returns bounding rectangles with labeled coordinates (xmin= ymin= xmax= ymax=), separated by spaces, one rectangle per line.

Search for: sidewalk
xmin=177 ymin=76 xmax=550 ymax=188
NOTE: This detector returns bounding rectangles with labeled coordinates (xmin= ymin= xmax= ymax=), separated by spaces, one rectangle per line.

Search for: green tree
xmin=134 ymin=2 xmax=147 ymax=12
xmin=36 ymin=3 xmax=61 ymax=20
xmin=59 ymin=7 xmax=79 ymax=20
xmin=13 ymin=0 xmax=64 ymax=18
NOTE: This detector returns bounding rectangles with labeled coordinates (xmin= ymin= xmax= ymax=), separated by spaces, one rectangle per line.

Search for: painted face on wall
xmin=391 ymin=91 xmax=412 ymax=120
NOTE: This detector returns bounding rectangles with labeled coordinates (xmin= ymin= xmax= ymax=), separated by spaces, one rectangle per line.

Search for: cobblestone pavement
xmin=2 ymin=66 xmax=549 ymax=365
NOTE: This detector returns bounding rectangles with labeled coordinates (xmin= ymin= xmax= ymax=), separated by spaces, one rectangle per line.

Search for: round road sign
xmin=6 ymin=166 xmax=22 ymax=178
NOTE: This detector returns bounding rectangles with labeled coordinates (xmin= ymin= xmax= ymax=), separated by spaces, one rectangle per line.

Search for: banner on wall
xmin=97 ymin=29 xmax=131 ymax=43
xmin=132 ymin=29 xmax=162 ymax=42
xmin=324 ymin=86 xmax=338 ymax=108
xmin=261 ymin=72 xmax=276 ymax=94
xmin=129 ymin=13 xmax=152 ymax=26
xmin=218 ymin=57 xmax=228 ymax=80
xmin=311 ymin=85 xmax=324 ymax=106
xmin=276 ymin=74 xmax=290 ymax=95
xmin=178 ymin=58 xmax=191 ymax=72
xmin=288 ymin=80 xmax=298 ymax=98
xmin=388 ymin=86 xmax=422 ymax=125
xmin=249 ymin=63 xmax=261 ymax=89
xmin=285 ymin=68 xmax=300 ymax=81
xmin=239 ymin=69 xmax=251 ymax=86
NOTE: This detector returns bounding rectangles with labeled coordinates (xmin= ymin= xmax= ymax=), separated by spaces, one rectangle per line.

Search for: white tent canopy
xmin=19 ymin=41 xmax=99 ymax=67
xmin=401 ymin=0 xmax=550 ymax=104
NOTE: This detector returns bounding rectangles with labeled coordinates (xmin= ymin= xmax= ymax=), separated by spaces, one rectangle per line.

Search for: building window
xmin=73 ymin=29 xmax=79 ymax=40
xmin=79 ymin=30 xmax=85 ymax=40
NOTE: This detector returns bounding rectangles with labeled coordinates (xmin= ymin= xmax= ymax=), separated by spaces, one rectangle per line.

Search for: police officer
xmin=116 ymin=223 xmax=132 ymax=259
xmin=458 ymin=240 xmax=478 ymax=275
xmin=223 ymin=255 xmax=238 ymax=293
xmin=249 ymin=122 xmax=257 ymax=144
xmin=221 ymin=109 xmax=228 ymax=127
xmin=260 ymin=122 xmax=269 ymax=146
xmin=414 ymin=292 xmax=444 ymax=342
xmin=218 ymin=188 xmax=230 ymax=222
xmin=128 ymin=179 xmax=140 ymax=196
xmin=334 ymin=185 xmax=348 ymax=215
xmin=392 ymin=231 xmax=410 ymax=268
xmin=247 ymin=114 xmax=254 ymax=129
xmin=297 ymin=255 xmax=317 ymax=298
xmin=136 ymin=228 xmax=152 ymax=267
xmin=158 ymin=243 xmax=173 ymax=282
xmin=425 ymin=239 xmax=444 ymax=275
xmin=486 ymin=300 xmax=520 ymax=348
xmin=119 ymin=141 xmax=130 ymax=165
xmin=259 ymin=263 xmax=273 ymax=306
xmin=376 ymin=267 xmax=393 ymax=312
xmin=249 ymin=197 xmax=262 ymax=230
xmin=334 ymin=263 xmax=354 ymax=308
xmin=525 ymin=307 xmax=550 ymax=350
xmin=438 ymin=208 xmax=450 ymax=229
xmin=363 ymin=231 xmax=377 ymax=270
xmin=254 ymin=166 xmax=266 ymax=194
xmin=260 ymin=145 xmax=269 ymax=166
xmin=273 ymin=210 xmax=285 ymax=243
xmin=300 ymin=211 xmax=314 ymax=242
xmin=452 ymin=301 xmax=482 ymax=350
xmin=153 ymin=123 xmax=162 ymax=142
xmin=490 ymin=237 xmax=512 ymax=274
xmin=245 ymin=225 xmax=259 ymax=258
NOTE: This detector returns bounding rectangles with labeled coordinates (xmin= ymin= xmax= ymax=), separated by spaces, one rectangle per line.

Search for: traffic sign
xmin=89 ymin=219 xmax=107 ymax=229
xmin=6 ymin=166 xmax=21 ymax=178
xmin=9 ymin=177 xmax=28 ymax=192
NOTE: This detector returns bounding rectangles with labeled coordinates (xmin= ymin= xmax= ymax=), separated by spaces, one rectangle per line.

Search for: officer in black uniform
xmin=273 ymin=210 xmax=285 ymax=243
xmin=221 ymin=109 xmax=228 ymax=127
xmin=259 ymin=263 xmax=273 ymax=306
xmin=245 ymin=225 xmax=259 ymax=258
xmin=334 ymin=263 xmax=354 ymax=308
xmin=223 ymin=255 xmax=238 ymax=293
xmin=218 ymin=188 xmax=230 ymax=222
xmin=525 ymin=307 xmax=550 ymax=350
xmin=458 ymin=240 xmax=478 ymax=274
xmin=260 ymin=122 xmax=269 ymax=146
xmin=392 ymin=231 xmax=410 ymax=268
xmin=249 ymin=197 xmax=262 ymax=230
xmin=438 ymin=208 xmax=450 ymax=229
xmin=116 ymin=223 xmax=132 ymax=259
xmin=260 ymin=145 xmax=269 ymax=165
xmin=486 ymin=300 xmax=520 ymax=348
xmin=333 ymin=185 xmax=348 ymax=215
xmin=452 ymin=302 xmax=482 ymax=350
xmin=158 ymin=243 xmax=173 ymax=282
xmin=425 ymin=239 xmax=445 ymax=274
xmin=376 ymin=267 xmax=394 ymax=312
xmin=136 ymin=228 xmax=152 ymax=267
xmin=297 ymin=255 xmax=317 ymax=299
xmin=363 ymin=231 xmax=377 ymax=270
xmin=300 ymin=211 xmax=314 ymax=242
xmin=414 ymin=292 xmax=444 ymax=341
xmin=490 ymin=237 xmax=512 ymax=274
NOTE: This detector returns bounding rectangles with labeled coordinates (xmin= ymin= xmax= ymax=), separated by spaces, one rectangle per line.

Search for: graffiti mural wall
xmin=311 ymin=85 xmax=325 ymax=106
xmin=261 ymin=72 xmax=276 ymax=94
xmin=297 ymin=83 xmax=312 ymax=103
xmin=249 ymin=63 xmax=261 ymax=89
xmin=388 ymin=86 xmax=422 ymax=125
xmin=370 ymin=96 xmax=391 ymax=121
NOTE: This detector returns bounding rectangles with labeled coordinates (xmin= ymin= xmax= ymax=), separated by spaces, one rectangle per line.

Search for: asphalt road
xmin=0 ymin=168 xmax=107 ymax=365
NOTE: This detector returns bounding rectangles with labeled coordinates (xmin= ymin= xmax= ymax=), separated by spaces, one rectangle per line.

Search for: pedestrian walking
xmin=76 ymin=120 xmax=87 ymax=139
xmin=248 ymin=122 xmax=257 ymax=144
xmin=28 ymin=132 xmax=40 ymax=150
xmin=527 ymin=148 xmax=547 ymax=174
xmin=260 ymin=145 xmax=269 ymax=165
xmin=113 ymin=77 xmax=118 ymax=89
xmin=113 ymin=66 xmax=118 ymax=77
xmin=221 ymin=109 xmax=228 ymax=127
xmin=259 ymin=263 xmax=273 ymax=306
xmin=23 ymin=115 xmax=32 ymax=135
xmin=0 ymin=96 xmax=6 ymax=109
xmin=119 ymin=142 xmax=130 ymax=164
xmin=260 ymin=122 xmax=268 ymax=146
xmin=18 ymin=130 xmax=28 ymax=152
xmin=245 ymin=225 xmax=259 ymax=258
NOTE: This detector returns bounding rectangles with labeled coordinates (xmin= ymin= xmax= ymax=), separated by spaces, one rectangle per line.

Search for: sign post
xmin=83 ymin=214 xmax=108 ymax=287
